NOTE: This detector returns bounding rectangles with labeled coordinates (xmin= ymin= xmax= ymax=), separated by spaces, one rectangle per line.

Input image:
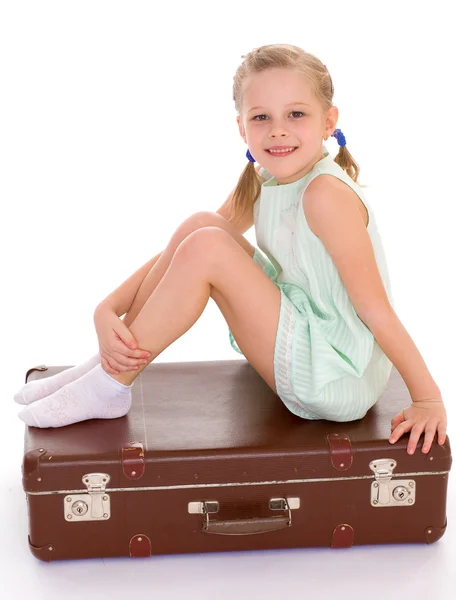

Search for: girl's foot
xmin=18 ymin=363 xmax=132 ymax=428
xmin=14 ymin=352 xmax=101 ymax=405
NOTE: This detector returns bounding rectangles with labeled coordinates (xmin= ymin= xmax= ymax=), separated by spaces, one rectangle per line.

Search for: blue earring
xmin=246 ymin=149 xmax=256 ymax=163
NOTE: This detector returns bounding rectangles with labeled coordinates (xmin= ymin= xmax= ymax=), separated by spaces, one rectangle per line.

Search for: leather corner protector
xmin=122 ymin=442 xmax=145 ymax=479
xmin=22 ymin=448 xmax=47 ymax=488
xmin=424 ymin=519 xmax=447 ymax=544
xmin=331 ymin=524 xmax=354 ymax=548
xmin=327 ymin=433 xmax=353 ymax=470
xmin=129 ymin=534 xmax=151 ymax=558
xmin=28 ymin=536 xmax=56 ymax=562
xmin=25 ymin=365 xmax=48 ymax=384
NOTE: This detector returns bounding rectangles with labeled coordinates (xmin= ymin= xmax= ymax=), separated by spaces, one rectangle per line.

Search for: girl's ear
xmin=325 ymin=105 xmax=339 ymax=136
xmin=236 ymin=115 xmax=247 ymax=143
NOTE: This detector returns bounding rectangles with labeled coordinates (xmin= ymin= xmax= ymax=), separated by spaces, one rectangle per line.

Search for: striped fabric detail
xmin=228 ymin=146 xmax=394 ymax=421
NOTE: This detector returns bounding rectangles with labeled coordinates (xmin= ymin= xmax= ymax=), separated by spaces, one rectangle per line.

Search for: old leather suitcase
xmin=22 ymin=359 xmax=452 ymax=561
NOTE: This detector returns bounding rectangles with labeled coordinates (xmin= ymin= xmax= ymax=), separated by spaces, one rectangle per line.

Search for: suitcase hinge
xmin=369 ymin=459 xmax=416 ymax=507
xmin=64 ymin=473 xmax=111 ymax=522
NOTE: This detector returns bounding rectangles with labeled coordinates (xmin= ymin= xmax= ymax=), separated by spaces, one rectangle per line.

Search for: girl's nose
xmin=269 ymin=122 xmax=289 ymax=136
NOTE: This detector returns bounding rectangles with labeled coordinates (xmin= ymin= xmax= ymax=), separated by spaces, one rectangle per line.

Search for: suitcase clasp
xmin=64 ymin=473 xmax=111 ymax=522
xmin=370 ymin=459 xmax=416 ymax=507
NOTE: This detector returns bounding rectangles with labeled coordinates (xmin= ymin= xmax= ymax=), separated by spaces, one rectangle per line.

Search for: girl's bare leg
xmin=109 ymin=226 xmax=279 ymax=393
xmin=122 ymin=211 xmax=255 ymax=328
xmin=15 ymin=213 xmax=252 ymax=404
xmin=17 ymin=226 xmax=278 ymax=429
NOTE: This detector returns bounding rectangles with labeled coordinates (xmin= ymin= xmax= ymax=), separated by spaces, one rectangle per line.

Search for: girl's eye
xmin=253 ymin=111 xmax=305 ymax=121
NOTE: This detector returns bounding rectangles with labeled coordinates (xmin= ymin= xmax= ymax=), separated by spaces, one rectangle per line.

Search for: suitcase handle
xmin=204 ymin=514 xmax=291 ymax=535
xmin=202 ymin=499 xmax=292 ymax=535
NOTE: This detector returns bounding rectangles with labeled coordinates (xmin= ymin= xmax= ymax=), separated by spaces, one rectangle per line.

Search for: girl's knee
xmin=172 ymin=212 xmax=222 ymax=247
xmin=173 ymin=211 xmax=255 ymax=259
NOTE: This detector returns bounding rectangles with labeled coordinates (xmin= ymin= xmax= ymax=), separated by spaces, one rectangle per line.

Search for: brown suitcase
xmin=22 ymin=359 xmax=452 ymax=561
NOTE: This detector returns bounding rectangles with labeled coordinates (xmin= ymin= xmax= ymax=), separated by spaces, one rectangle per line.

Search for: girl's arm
xmin=303 ymin=174 xmax=445 ymax=453
xmin=95 ymin=251 xmax=163 ymax=318
xmin=365 ymin=309 xmax=446 ymax=454
xmin=362 ymin=309 xmax=441 ymax=402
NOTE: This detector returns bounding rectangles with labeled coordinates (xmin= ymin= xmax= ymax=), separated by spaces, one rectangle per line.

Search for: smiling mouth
xmin=265 ymin=147 xmax=298 ymax=155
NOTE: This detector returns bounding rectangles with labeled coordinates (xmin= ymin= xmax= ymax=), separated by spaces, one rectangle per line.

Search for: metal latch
xmin=369 ymin=459 xmax=416 ymax=507
xmin=64 ymin=473 xmax=111 ymax=522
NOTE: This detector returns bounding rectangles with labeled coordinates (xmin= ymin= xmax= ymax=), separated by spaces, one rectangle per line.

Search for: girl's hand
xmin=93 ymin=306 xmax=151 ymax=375
xmin=389 ymin=398 xmax=447 ymax=455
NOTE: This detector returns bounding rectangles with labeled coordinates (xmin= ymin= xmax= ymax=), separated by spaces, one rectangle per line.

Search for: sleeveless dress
xmin=228 ymin=144 xmax=394 ymax=422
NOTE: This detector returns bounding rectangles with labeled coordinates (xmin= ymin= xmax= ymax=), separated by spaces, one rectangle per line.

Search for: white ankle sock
xmin=17 ymin=363 xmax=132 ymax=428
xmin=14 ymin=353 xmax=101 ymax=405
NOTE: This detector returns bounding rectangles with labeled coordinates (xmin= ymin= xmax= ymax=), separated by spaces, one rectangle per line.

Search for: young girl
xmin=14 ymin=43 xmax=447 ymax=456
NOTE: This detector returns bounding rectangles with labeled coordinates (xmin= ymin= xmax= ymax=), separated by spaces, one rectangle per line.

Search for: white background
xmin=1 ymin=0 xmax=455 ymax=598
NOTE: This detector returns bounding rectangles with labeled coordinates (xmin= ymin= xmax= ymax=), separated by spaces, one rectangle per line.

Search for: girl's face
xmin=237 ymin=68 xmax=338 ymax=184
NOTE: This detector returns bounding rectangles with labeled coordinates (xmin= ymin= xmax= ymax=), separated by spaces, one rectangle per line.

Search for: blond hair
xmin=229 ymin=43 xmax=361 ymax=228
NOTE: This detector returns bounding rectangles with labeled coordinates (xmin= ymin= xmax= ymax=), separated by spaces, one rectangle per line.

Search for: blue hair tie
xmin=331 ymin=128 xmax=346 ymax=147
xmin=246 ymin=148 xmax=255 ymax=163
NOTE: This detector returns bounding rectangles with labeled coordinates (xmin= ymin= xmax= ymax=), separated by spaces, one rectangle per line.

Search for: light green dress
xmin=228 ymin=144 xmax=394 ymax=422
